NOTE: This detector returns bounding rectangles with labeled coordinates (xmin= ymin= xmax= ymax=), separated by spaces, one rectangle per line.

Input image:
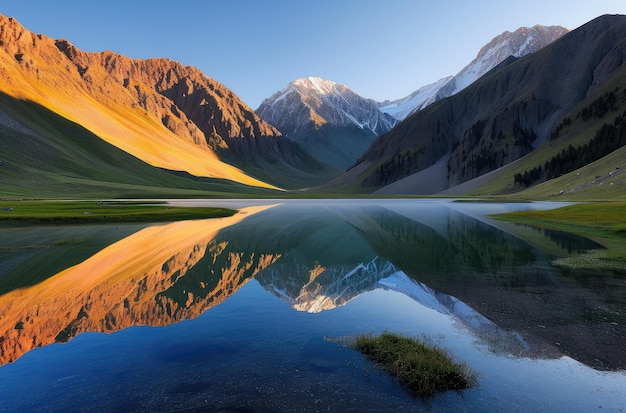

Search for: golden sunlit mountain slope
xmin=0 ymin=206 xmax=280 ymax=365
xmin=0 ymin=15 xmax=281 ymax=189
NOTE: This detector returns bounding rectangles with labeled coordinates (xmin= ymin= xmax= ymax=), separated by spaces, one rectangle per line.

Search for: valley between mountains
xmin=1 ymin=13 xmax=625 ymax=200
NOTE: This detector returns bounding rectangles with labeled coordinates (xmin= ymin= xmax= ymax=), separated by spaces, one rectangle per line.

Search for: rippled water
xmin=0 ymin=199 xmax=624 ymax=412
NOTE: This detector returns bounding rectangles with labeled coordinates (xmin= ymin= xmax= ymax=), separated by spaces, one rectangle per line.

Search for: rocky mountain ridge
xmin=256 ymin=77 xmax=397 ymax=169
xmin=2 ymin=12 xmax=624 ymax=198
xmin=258 ymin=77 xmax=397 ymax=135
xmin=0 ymin=14 xmax=296 ymax=189
xmin=53 ymin=40 xmax=281 ymax=148
xmin=379 ymin=25 xmax=569 ymax=120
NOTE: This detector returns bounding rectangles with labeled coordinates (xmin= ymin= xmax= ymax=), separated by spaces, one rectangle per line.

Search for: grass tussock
xmin=351 ymin=332 xmax=477 ymax=398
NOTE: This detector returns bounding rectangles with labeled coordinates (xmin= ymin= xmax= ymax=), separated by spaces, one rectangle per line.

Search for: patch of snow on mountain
xmin=297 ymin=76 xmax=334 ymax=95
xmin=379 ymin=76 xmax=452 ymax=120
xmin=518 ymin=32 xmax=534 ymax=55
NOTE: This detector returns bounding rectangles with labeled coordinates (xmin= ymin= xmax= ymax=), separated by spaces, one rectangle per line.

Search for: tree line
xmin=577 ymin=90 xmax=618 ymax=122
xmin=369 ymin=149 xmax=422 ymax=186
xmin=514 ymin=109 xmax=626 ymax=187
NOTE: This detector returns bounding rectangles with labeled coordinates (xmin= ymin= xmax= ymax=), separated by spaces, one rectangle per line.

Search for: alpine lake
xmin=0 ymin=199 xmax=624 ymax=412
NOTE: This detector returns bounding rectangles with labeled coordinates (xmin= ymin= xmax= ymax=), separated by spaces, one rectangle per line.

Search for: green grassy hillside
xmin=468 ymin=72 xmax=626 ymax=201
xmin=0 ymin=93 xmax=279 ymax=199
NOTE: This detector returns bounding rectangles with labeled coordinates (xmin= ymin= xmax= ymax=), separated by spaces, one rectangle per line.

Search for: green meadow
xmin=492 ymin=202 xmax=626 ymax=272
xmin=0 ymin=200 xmax=236 ymax=226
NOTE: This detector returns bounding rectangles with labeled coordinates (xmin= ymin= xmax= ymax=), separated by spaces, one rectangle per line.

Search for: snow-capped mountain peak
xmin=449 ymin=24 xmax=570 ymax=93
xmin=292 ymin=76 xmax=339 ymax=95
xmin=378 ymin=76 xmax=452 ymax=120
xmin=255 ymin=76 xmax=398 ymax=169
xmin=257 ymin=76 xmax=397 ymax=135
xmin=380 ymin=24 xmax=569 ymax=120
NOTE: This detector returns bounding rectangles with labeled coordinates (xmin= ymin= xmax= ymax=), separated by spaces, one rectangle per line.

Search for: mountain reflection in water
xmin=0 ymin=206 xmax=279 ymax=365
xmin=0 ymin=200 xmax=623 ymax=372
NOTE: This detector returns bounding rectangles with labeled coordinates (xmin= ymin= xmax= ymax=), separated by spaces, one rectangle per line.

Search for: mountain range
xmin=336 ymin=14 xmax=626 ymax=196
xmin=255 ymin=25 xmax=567 ymax=172
xmin=1 ymin=13 xmax=625 ymax=199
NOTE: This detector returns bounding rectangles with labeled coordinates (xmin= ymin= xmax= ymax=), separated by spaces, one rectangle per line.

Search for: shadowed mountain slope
xmin=0 ymin=92 xmax=278 ymax=198
xmin=335 ymin=15 xmax=626 ymax=195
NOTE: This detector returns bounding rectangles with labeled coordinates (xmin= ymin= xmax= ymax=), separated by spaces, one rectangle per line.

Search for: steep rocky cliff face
xmin=53 ymin=40 xmax=280 ymax=148
xmin=346 ymin=15 xmax=626 ymax=193
xmin=0 ymin=15 xmax=285 ymax=188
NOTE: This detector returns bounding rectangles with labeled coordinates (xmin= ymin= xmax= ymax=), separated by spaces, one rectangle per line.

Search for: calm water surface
xmin=0 ymin=199 xmax=624 ymax=412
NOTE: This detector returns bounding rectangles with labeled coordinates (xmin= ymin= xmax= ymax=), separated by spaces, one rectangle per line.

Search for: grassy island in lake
xmin=351 ymin=332 xmax=477 ymax=398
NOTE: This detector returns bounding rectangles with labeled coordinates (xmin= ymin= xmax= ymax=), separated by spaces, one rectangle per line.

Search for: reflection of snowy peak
xmin=380 ymin=25 xmax=569 ymax=120
xmin=378 ymin=272 xmax=530 ymax=356
xmin=257 ymin=257 xmax=397 ymax=313
xmin=257 ymin=77 xmax=397 ymax=136
xmin=258 ymin=256 xmax=530 ymax=355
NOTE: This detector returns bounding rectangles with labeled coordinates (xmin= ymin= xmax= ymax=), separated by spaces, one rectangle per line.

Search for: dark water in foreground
xmin=0 ymin=199 xmax=624 ymax=412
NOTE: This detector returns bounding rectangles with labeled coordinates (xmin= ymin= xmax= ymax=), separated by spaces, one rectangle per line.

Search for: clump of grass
xmin=351 ymin=332 xmax=477 ymax=398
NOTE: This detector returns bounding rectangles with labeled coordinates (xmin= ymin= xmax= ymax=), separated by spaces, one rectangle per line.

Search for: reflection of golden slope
xmin=0 ymin=206 xmax=279 ymax=365
xmin=0 ymin=15 xmax=280 ymax=189
xmin=308 ymin=263 xmax=326 ymax=282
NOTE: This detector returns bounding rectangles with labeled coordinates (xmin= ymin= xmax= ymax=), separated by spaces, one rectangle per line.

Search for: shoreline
xmin=0 ymin=200 xmax=237 ymax=226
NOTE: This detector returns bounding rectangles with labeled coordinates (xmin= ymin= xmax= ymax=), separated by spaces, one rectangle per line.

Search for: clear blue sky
xmin=3 ymin=1 xmax=626 ymax=108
